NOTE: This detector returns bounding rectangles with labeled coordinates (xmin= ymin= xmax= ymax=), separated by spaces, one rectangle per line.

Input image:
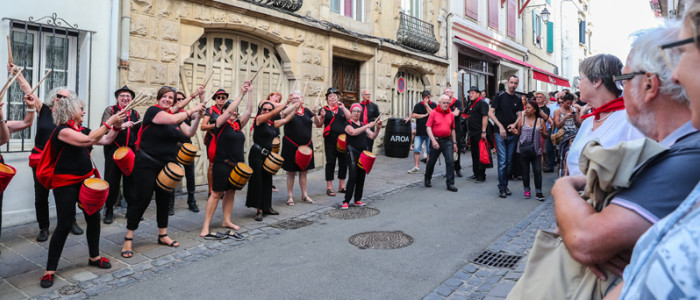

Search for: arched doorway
xmin=180 ymin=32 xmax=288 ymax=184
xmin=392 ymin=69 xmax=426 ymax=118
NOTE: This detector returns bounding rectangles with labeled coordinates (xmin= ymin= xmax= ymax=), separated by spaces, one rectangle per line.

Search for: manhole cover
xmin=328 ymin=207 xmax=380 ymax=219
xmin=58 ymin=284 xmax=82 ymax=295
xmin=349 ymin=231 xmax=414 ymax=250
xmin=472 ymin=250 xmax=522 ymax=269
xmin=271 ymin=218 xmax=314 ymax=230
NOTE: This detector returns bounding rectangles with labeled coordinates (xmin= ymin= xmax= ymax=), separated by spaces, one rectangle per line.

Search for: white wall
xmin=1 ymin=1 xmax=118 ymax=227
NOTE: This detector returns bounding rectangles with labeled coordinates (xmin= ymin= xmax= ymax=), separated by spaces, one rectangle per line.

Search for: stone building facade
xmin=122 ymin=0 xmax=449 ymax=185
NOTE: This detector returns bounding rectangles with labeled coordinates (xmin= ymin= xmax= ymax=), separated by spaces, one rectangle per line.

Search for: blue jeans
xmin=414 ymin=135 xmax=431 ymax=156
xmin=495 ymin=134 xmax=518 ymax=189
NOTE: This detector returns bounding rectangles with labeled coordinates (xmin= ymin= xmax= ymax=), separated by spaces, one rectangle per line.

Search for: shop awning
xmin=454 ymin=36 xmax=570 ymax=87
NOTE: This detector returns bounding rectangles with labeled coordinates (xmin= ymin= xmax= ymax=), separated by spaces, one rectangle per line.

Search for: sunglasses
xmin=215 ymin=96 xmax=227 ymax=100
xmin=176 ymin=97 xmax=185 ymax=101
xmin=261 ymin=108 xmax=272 ymax=112
xmin=162 ymin=86 xmax=176 ymax=92
xmin=56 ymin=94 xmax=68 ymax=99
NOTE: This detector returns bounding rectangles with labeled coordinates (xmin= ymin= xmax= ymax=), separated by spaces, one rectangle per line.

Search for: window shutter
xmin=547 ymin=21 xmax=554 ymax=53
xmin=507 ymin=0 xmax=516 ymax=38
xmin=489 ymin=0 xmax=499 ymax=29
xmin=532 ymin=10 xmax=537 ymax=45
xmin=579 ymin=21 xmax=586 ymax=44
xmin=466 ymin=0 xmax=479 ymax=19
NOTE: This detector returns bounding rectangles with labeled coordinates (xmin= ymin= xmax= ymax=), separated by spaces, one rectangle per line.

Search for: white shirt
xmin=566 ymin=110 xmax=645 ymax=176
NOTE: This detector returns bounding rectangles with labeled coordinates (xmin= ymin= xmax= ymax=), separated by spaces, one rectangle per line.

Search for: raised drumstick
xmin=7 ymin=35 xmax=12 ymax=65
xmin=249 ymin=65 xmax=264 ymax=83
xmin=28 ymin=69 xmax=52 ymax=95
xmin=201 ymin=70 xmax=214 ymax=87
xmin=0 ymin=67 xmax=24 ymax=102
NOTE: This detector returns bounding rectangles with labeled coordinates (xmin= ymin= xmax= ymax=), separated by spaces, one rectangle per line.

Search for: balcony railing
xmin=397 ymin=12 xmax=440 ymax=54
xmin=242 ymin=0 xmax=303 ymax=12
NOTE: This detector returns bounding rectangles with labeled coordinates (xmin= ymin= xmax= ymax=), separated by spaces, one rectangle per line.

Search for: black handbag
xmin=519 ymin=115 xmax=538 ymax=157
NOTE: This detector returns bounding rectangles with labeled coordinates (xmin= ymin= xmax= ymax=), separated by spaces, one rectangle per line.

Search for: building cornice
xmin=451 ymin=17 xmax=528 ymax=58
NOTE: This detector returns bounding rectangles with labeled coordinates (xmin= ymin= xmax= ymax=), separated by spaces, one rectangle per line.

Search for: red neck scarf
xmin=65 ymin=120 xmax=84 ymax=131
xmin=211 ymin=105 xmax=223 ymax=116
xmin=580 ymin=97 xmax=625 ymax=120
xmin=155 ymin=104 xmax=173 ymax=114
xmin=228 ymin=119 xmax=240 ymax=131
xmin=297 ymin=107 xmax=305 ymax=116
xmin=361 ymin=101 xmax=370 ymax=123
xmin=325 ymin=105 xmax=338 ymax=114
xmin=361 ymin=100 xmax=370 ymax=105
xmin=470 ymin=97 xmax=482 ymax=110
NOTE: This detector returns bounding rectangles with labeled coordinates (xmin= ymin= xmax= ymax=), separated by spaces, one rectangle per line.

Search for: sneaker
xmin=524 ymin=191 xmax=531 ymax=199
xmin=354 ymin=201 xmax=366 ymax=207
xmin=341 ymin=202 xmax=349 ymax=210
xmin=504 ymin=187 xmax=512 ymax=196
xmin=535 ymin=193 xmax=546 ymax=201
xmin=40 ymin=274 xmax=54 ymax=288
xmin=498 ymin=188 xmax=506 ymax=198
xmin=88 ymin=257 xmax=112 ymax=269
xmin=407 ymin=167 xmax=420 ymax=174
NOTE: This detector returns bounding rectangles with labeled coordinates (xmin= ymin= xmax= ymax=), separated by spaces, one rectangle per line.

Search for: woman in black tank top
xmin=341 ymin=103 xmax=382 ymax=209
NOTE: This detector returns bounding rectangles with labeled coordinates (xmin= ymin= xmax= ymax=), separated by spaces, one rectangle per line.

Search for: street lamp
xmin=541 ymin=8 xmax=551 ymax=23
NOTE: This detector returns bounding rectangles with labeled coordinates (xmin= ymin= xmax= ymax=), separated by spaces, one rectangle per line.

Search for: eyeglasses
xmin=215 ymin=96 xmax=227 ymax=100
xmin=56 ymin=94 xmax=68 ymax=99
xmin=613 ymin=71 xmax=647 ymax=91
xmin=658 ymin=36 xmax=698 ymax=69
xmin=660 ymin=36 xmax=698 ymax=50
xmin=352 ymin=110 xmax=362 ymax=113
xmin=118 ymin=94 xmax=132 ymax=99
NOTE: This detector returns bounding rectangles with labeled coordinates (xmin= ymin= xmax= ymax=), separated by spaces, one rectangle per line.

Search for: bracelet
xmin=102 ymin=122 xmax=113 ymax=131
xmin=26 ymin=108 xmax=35 ymax=112
xmin=112 ymin=125 xmax=122 ymax=132
xmin=481 ymin=131 xmax=486 ymax=133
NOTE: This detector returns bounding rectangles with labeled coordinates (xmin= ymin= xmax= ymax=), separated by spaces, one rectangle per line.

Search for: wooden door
xmin=332 ymin=57 xmax=360 ymax=108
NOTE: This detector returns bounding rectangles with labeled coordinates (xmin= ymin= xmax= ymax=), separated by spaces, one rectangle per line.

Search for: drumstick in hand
xmin=7 ymin=35 xmax=12 ymax=65
xmin=0 ymin=67 xmax=23 ymax=102
xmin=28 ymin=69 xmax=52 ymax=95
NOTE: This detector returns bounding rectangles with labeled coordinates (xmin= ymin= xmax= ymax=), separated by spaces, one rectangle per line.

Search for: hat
xmin=212 ymin=89 xmax=229 ymax=100
xmin=114 ymin=85 xmax=135 ymax=99
xmin=468 ymin=86 xmax=479 ymax=93
xmin=325 ymin=87 xmax=339 ymax=97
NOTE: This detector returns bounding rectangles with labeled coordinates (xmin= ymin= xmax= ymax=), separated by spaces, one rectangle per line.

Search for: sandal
xmin=157 ymin=234 xmax=179 ymax=247
xmin=254 ymin=211 xmax=263 ymax=222
xmin=286 ymin=197 xmax=295 ymax=206
xmin=302 ymin=195 xmax=316 ymax=204
xmin=338 ymin=188 xmax=346 ymax=193
xmin=326 ymin=189 xmax=336 ymax=197
xmin=121 ymin=237 xmax=133 ymax=258
xmin=202 ymin=232 xmax=227 ymax=240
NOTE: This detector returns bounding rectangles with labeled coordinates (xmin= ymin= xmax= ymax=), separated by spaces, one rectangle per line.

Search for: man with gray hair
xmin=511 ymin=22 xmax=700 ymax=299
xmin=359 ymin=89 xmax=380 ymax=151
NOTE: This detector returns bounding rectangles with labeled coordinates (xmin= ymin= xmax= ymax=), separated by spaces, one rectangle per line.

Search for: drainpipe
xmin=108 ymin=0 xmax=120 ymax=106
xmin=119 ymin=0 xmax=131 ymax=83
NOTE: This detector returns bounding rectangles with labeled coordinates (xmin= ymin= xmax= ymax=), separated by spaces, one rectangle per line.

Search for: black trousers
xmin=520 ymin=152 xmax=543 ymax=190
xmin=344 ymin=150 xmax=366 ymax=203
xmin=365 ymin=137 xmax=374 ymax=152
xmin=184 ymin=161 xmax=195 ymax=200
xmin=469 ymin=135 xmax=486 ymax=179
xmin=324 ymin=135 xmax=347 ymax=182
xmin=126 ymin=153 xmax=172 ymax=230
xmin=424 ymin=138 xmax=455 ymax=186
xmin=46 ymin=183 xmax=101 ymax=271
xmin=245 ymin=150 xmax=272 ymax=211
xmin=104 ymin=146 xmax=135 ymax=210
xmin=32 ymin=168 xmax=51 ymax=230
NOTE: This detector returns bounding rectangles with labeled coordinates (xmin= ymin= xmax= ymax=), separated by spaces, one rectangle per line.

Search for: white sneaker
xmin=407 ymin=167 xmax=420 ymax=174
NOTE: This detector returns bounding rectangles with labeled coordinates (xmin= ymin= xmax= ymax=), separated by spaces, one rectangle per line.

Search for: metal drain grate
xmin=349 ymin=231 xmax=414 ymax=250
xmin=271 ymin=218 xmax=314 ymax=230
xmin=472 ymin=250 xmax=522 ymax=269
xmin=328 ymin=207 xmax=380 ymax=219
xmin=58 ymin=285 xmax=82 ymax=295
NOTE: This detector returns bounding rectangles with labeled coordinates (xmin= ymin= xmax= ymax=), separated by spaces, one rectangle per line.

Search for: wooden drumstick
xmin=302 ymin=79 xmax=309 ymax=97
xmin=7 ymin=35 xmax=12 ymax=65
xmin=28 ymin=69 xmax=52 ymax=95
xmin=132 ymin=120 xmax=143 ymax=126
xmin=0 ymin=67 xmax=23 ymax=102
xmin=201 ymin=69 xmax=214 ymax=87
xmin=249 ymin=65 xmax=263 ymax=83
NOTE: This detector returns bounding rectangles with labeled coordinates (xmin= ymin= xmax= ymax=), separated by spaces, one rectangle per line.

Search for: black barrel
xmin=383 ymin=118 xmax=412 ymax=158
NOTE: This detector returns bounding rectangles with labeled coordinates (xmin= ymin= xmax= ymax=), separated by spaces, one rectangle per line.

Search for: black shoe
xmin=424 ymin=179 xmax=432 ymax=187
xmin=420 ymin=157 xmax=428 ymax=163
xmin=37 ymin=229 xmax=49 ymax=242
xmin=263 ymin=208 xmax=279 ymax=215
xmin=504 ymin=187 xmax=512 ymax=196
xmin=88 ymin=257 xmax=112 ymax=269
xmin=447 ymin=185 xmax=458 ymax=192
xmin=455 ymin=170 xmax=463 ymax=178
xmin=103 ymin=208 xmax=114 ymax=224
xmin=468 ymin=175 xmax=478 ymax=180
xmin=543 ymin=168 xmax=554 ymax=173
xmin=71 ymin=222 xmax=84 ymax=235
xmin=40 ymin=274 xmax=54 ymax=288
xmin=498 ymin=188 xmax=506 ymax=198
xmin=475 ymin=177 xmax=486 ymax=182
xmin=254 ymin=211 xmax=263 ymax=222
xmin=188 ymin=201 xmax=200 ymax=213
xmin=168 ymin=207 xmax=175 ymax=216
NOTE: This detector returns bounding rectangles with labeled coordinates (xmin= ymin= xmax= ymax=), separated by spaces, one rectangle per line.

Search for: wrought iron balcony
xmin=397 ymin=12 xmax=440 ymax=53
xmin=242 ymin=0 xmax=303 ymax=12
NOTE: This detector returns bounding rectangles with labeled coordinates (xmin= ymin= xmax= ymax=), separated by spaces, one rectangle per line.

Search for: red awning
xmin=455 ymin=36 xmax=570 ymax=87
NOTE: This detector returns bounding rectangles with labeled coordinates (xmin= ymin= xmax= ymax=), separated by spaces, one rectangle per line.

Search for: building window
xmin=392 ymin=70 xmax=425 ymax=118
xmin=507 ymin=0 xmax=516 ymax=38
xmin=331 ymin=0 xmax=364 ymax=22
xmin=532 ymin=11 xmax=542 ymax=48
xmin=488 ymin=0 xmax=499 ymax=30
xmin=6 ymin=23 xmax=79 ymax=152
xmin=401 ymin=0 xmax=422 ymax=19
xmin=465 ymin=0 xmax=478 ymax=20
xmin=579 ymin=20 xmax=586 ymax=44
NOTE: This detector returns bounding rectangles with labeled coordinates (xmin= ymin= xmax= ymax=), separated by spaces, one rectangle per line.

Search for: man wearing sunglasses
xmin=529 ymin=23 xmax=700 ymax=299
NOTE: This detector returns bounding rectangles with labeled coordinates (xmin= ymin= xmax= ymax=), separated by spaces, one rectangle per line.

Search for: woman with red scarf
xmin=40 ymin=96 xmax=126 ymax=288
xmin=120 ymin=87 xmax=205 ymax=258
xmin=201 ymin=88 xmax=229 ymax=197
xmin=246 ymin=99 xmax=299 ymax=221
xmin=200 ymin=82 xmax=253 ymax=239
xmin=567 ymin=54 xmax=644 ymax=176
xmin=341 ymin=103 xmax=381 ymax=209
xmin=282 ymin=91 xmax=318 ymax=205
xmin=100 ymin=86 xmax=140 ymax=224
xmin=315 ymin=88 xmax=352 ymax=196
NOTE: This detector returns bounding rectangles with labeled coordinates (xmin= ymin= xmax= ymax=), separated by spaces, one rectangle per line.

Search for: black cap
xmin=421 ymin=90 xmax=431 ymax=98
xmin=325 ymin=87 xmax=339 ymax=97
xmin=468 ymin=86 xmax=479 ymax=93
xmin=212 ymin=89 xmax=229 ymax=100
xmin=114 ymin=85 xmax=135 ymax=99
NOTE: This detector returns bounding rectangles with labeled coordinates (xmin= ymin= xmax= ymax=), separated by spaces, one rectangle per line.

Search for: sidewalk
xmin=0 ymin=153 xmax=450 ymax=299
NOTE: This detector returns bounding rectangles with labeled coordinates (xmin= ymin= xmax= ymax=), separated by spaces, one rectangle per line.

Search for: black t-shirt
xmin=360 ymin=101 xmax=380 ymax=125
xmin=211 ymin=120 xmax=245 ymax=164
xmin=253 ymin=118 xmax=277 ymax=150
xmin=346 ymin=121 xmax=367 ymax=152
xmin=322 ymin=106 xmax=348 ymax=137
xmin=491 ymin=91 xmax=523 ymax=135
xmin=203 ymin=105 xmax=223 ymax=146
xmin=102 ymin=105 xmax=141 ymax=149
xmin=34 ymin=105 xmax=56 ymax=152
xmin=413 ymin=101 xmax=437 ymax=136
xmin=540 ymin=106 xmax=550 ymax=117
xmin=270 ymin=114 xmax=281 ymax=136
xmin=53 ymin=125 xmax=92 ymax=176
xmin=467 ymin=100 xmax=490 ymax=136
xmin=139 ymin=106 xmax=184 ymax=158
xmin=449 ymin=97 xmax=462 ymax=115
xmin=284 ymin=108 xmax=314 ymax=145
